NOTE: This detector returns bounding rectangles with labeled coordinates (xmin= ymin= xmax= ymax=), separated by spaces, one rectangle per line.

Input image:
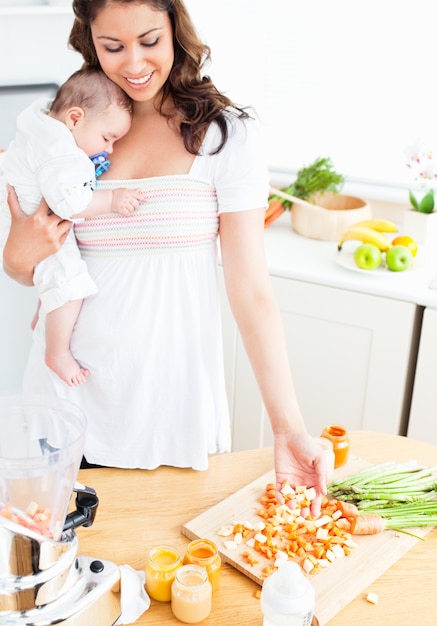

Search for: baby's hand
xmin=111 ymin=188 xmax=146 ymax=216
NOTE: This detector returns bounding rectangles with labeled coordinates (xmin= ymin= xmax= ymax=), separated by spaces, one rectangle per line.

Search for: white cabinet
xmin=220 ymin=270 xmax=418 ymax=452
xmin=407 ymin=307 xmax=437 ymax=445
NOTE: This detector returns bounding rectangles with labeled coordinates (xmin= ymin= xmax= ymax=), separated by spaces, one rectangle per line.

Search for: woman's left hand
xmin=3 ymin=185 xmax=72 ymax=284
xmin=273 ymin=430 xmax=327 ymax=518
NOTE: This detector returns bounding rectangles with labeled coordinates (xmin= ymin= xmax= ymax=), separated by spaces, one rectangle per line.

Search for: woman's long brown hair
xmin=69 ymin=0 xmax=250 ymax=155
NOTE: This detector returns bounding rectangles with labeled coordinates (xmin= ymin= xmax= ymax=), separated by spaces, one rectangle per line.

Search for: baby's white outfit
xmin=1 ymin=97 xmax=97 ymax=312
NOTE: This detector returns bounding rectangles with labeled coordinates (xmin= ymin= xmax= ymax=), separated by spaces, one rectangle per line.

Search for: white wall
xmin=0 ymin=9 xmax=80 ymax=87
xmin=187 ymin=0 xmax=437 ymax=197
xmin=1 ymin=1 xmax=435 ymax=392
xmin=3 ymin=2 xmax=433 ymax=190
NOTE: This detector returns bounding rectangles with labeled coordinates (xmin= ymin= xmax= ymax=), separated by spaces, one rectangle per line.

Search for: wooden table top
xmin=77 ymin=431 xmax=437 ymax=626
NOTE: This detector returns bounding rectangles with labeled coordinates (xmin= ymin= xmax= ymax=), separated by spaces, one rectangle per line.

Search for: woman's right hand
xmin=3 ymin=185 xmax=72 ymax=285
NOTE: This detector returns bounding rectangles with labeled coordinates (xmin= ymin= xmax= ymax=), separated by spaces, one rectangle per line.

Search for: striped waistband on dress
xmin=75 ymin=176 xmax=219 ymax=258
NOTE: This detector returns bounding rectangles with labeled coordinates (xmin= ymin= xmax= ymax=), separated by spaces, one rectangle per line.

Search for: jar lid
xmin=175 ymin=564 xmax=208 ymax=589
xmin=322 ymin=425 xmax=348 ymax=438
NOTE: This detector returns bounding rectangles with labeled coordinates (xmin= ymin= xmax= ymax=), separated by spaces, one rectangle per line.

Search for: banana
xmin=349 ymin=218 xmax=398 ymax=233
xmin=338 ymin=227 xmax=391 ymax=251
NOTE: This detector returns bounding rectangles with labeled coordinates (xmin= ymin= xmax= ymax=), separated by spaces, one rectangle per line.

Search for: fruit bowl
xmin=292 ymin=193 xmax=372 ymax=241
xmin=336 ymin=245 xmax=424 ymax=275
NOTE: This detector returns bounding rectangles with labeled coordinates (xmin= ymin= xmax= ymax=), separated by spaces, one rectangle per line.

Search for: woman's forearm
xmin=228 ymin=275 xmax=306 ymax=435
xmin=2 ymin=239 xmax=35 ymax=285
xmin=220 ymin=209 xmax=327 ymax=511
xmin=219 ymin=209 xmax=307 ymax=436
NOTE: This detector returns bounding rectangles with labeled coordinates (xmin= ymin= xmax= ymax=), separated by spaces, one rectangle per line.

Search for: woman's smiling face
xmin=91 ymin=2 xmax=174 ymax=107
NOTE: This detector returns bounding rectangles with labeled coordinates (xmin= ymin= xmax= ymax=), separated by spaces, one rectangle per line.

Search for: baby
xmin=1 ymin=68 xmax=144 ymax=386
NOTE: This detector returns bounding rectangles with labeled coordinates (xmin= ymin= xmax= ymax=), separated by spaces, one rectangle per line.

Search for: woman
xmin=3 ymin=0 xmax=326 ymax=514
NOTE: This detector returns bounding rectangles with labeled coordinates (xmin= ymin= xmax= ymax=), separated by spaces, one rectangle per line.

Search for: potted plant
xmin=265 ymin=157 xmax=371 ymax=241
xmin=404 ymin=141 xmax=437 ymax=244
xmin=266 ymin=157 xmax=345 ymax=225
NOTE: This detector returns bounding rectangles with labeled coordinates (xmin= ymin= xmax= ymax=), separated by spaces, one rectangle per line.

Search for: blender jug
xmin=0 ymin=395 xmax=121 ymax=626
xmin=0 ymin=395 xmax=85 ymax=540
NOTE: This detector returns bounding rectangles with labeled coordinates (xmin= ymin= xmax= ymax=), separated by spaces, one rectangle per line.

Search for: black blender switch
xmin=90 ymin=560 xmax=105 ymax=573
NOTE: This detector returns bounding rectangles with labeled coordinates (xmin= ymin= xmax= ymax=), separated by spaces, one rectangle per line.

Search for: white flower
xmin=419 ymin=159 xmax=437 ymax=181
xmin=405 ymin=139 xmax=436 ymax=212
xmin=405 ymin=139 xmax=423 ymax=164
xmin=405 ymin=139 xmax=437 ymax=188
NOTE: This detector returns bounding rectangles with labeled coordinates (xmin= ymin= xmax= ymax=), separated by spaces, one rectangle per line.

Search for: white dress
xmin=22 ymin=111 xmax=270 ymax=470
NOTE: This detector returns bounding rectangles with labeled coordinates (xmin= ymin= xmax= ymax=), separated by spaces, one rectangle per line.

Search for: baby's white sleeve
xmin=37 ymin=154 xmax=95 ymax=220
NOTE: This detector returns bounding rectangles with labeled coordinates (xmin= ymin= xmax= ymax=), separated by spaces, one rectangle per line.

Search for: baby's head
xmin=49 ymin=68 xmax=133 ymax=156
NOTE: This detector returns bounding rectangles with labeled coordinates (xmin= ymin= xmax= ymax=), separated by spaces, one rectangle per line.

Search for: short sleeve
xmin=194 ymin=111 xmax=270 ymax=215
xmin=36 ymin=154 xmax=95 ymax=220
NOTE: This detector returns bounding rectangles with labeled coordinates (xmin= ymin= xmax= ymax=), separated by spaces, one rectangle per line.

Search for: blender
xmin=0 ymin=395 xmax=121 ymax=625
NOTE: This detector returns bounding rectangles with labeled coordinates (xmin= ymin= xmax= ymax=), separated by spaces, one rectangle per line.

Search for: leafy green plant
xmin=409 ymin=188 xmax=435 ymax=214
xmin=270 ymin=156 xmax=345 ymax=210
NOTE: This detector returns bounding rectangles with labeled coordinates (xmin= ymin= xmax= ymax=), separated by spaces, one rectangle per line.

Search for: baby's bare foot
xmin=45 ymin=351 xmax=89 ymax=387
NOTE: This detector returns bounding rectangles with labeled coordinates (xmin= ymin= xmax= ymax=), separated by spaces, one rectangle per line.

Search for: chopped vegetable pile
xmin=0 ymin=501 xmax=57 ymax=537
xmin=217 ymin=463 xmax=437 ymax=578
xmin=218 ymin=481 xmax=359 ymax=578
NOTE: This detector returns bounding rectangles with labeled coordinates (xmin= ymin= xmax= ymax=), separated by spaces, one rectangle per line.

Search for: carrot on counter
xmin=328 ymin=461 xmax=437 ymax=534
xmin=349 ymin=513 xmax=386 ymax=535
xmin=264 ymin=199 xmax=285 ymax=228
xmin=335 ymin=500 xmax=359 ymax=519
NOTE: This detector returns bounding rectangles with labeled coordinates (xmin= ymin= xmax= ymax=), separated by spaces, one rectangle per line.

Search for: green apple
xmin=385 ymin=245 xmax=413 ymax=272
xmin=353 ymin=243 xmax=382 ymax=270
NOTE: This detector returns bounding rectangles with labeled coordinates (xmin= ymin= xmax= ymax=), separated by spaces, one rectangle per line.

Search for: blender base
xmin=2 ymin=556 xmax=121 ymax=626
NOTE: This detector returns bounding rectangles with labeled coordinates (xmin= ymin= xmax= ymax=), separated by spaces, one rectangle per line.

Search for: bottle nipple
xmin=275 ymin=561 xmax=307 ymax=597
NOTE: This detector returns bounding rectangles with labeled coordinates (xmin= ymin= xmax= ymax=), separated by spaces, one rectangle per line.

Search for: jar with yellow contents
xmin=183 ymin=539 xmax=221 ymax=592
xmin=145 ymin=545 xmax=182 ymax=602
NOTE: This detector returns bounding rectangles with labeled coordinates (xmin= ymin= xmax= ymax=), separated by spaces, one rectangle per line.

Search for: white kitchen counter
xmin=263 ymin=212 xmax=437 ymax=308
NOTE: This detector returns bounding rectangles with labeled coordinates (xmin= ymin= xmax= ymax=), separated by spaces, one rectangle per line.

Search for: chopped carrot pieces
xmin=219 ymin=479 xmax=364 ymax=580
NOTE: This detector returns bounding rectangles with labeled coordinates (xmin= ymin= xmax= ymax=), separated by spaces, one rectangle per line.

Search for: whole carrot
xmin=350 ymin=513 xmax=385 ymax=535
xmin=264 ymin=199 xmax=284 ymax=227
xmin=336 ymin=499 xmax=359 ymax=519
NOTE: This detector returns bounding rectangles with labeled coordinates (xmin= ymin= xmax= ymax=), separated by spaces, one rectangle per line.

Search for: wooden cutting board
xmin=181 ymin=455 xmax=431 ymax=626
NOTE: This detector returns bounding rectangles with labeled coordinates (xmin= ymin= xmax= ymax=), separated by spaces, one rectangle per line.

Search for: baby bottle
xmin=260 ymin=561 xmax=315 ymax=626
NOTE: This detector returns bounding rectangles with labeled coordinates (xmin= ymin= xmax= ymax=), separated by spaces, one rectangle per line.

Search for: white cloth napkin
xmin=115 ymin=565 xmax=151 ymax=625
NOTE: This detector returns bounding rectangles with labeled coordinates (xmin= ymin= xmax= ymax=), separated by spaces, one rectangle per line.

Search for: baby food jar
xmin=171 ymin=564 xmax=212 ymax=623
xmin=314 ymin=437 xmax=335 ymax=485
xmin=183 ymin=539 xmax=221 ymax=592
xmin=320 ymin=425 xmax=350 ymax=468
xmin=145 ymin=545 xmax=182 ymax=602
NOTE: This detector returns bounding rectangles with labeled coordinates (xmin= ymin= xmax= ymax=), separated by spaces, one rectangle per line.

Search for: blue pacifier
xmin=89 ymin=151 xmax=111 ymax=178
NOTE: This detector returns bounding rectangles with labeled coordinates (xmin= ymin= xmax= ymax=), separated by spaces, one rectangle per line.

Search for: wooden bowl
xmin=291 ymin=192 xmax=372 ymax=241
